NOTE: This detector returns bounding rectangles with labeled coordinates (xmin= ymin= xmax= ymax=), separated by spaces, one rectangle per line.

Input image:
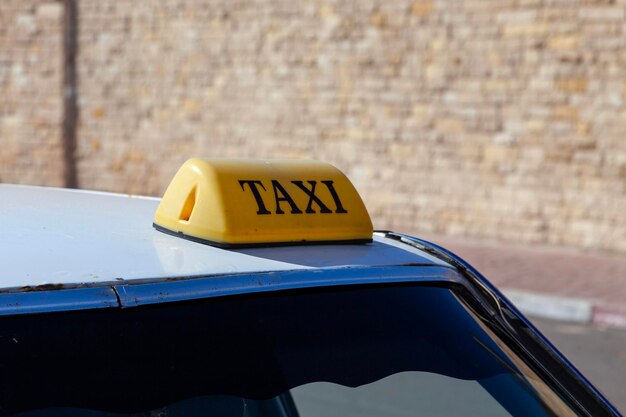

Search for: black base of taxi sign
xmin=154 ymin=223 xmax=372 ymax=249
xmin=153 ymin=159 xmax=374 ymax=248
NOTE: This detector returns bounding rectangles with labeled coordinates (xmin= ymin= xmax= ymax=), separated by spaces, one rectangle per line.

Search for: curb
xmin=502 ymin=289 xmax=626 ymax=329
xmin=592 ymin=305 xmax=626 ymax=329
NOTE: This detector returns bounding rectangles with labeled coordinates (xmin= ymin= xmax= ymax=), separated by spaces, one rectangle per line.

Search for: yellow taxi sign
xmin=153 ymin=158 xmax=373 ymax=247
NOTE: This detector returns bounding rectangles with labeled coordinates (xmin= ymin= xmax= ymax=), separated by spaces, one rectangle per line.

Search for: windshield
xmin=3 ymin=284 xmax=579 ymax=416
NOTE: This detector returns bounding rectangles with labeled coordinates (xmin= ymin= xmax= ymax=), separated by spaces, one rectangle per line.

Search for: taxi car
xmin=0 ymin=159 xmax=621 ymax=417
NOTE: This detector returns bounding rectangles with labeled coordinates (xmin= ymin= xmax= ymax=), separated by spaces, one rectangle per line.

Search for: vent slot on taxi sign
xmin=153 ymin=158 xmax=373 ymax=248
xmin=179 ymin=186 xmax=196 ymax=222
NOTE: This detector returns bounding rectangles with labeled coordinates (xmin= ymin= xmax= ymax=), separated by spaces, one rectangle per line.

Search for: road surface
xmin=534 ymin=318 xmax=626 ymax=413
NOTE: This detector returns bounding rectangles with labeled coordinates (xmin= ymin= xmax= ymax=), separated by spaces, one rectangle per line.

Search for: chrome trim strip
xmin=114 ymin=266 xmax=461 ymax=308
xmin=0 ymin=265 xmax=461 ymax=316
xmin=0 ymin=287 xmax=119 ymax=316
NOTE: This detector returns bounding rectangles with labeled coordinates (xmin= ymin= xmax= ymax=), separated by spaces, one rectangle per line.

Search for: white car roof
xmin=0 ymin=185 xmax=448 ymax=290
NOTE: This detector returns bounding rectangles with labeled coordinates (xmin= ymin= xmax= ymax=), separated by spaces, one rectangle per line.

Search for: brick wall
xmin=0 ymin=1 xmax=65 ymax=186
xmin=1 ymin=0 xmax=625 ymax=252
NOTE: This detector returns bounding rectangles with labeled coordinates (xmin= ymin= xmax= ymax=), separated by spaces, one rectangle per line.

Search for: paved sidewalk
xmin=417 ymin=233 xmax=626 ymax=328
